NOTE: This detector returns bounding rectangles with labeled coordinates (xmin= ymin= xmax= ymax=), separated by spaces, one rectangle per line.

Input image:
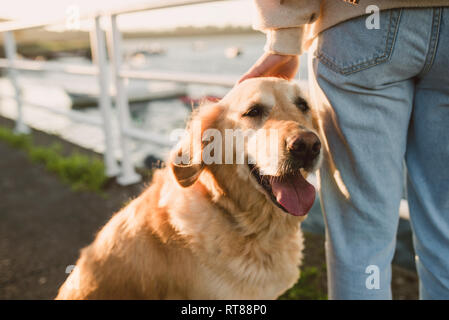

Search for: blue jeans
xmin=310 ymin=7 xmax=449 ymax=299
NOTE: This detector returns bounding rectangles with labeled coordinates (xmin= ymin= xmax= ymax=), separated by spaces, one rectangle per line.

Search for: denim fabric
xmin=311 ymin=7 xmax=449 ymax=299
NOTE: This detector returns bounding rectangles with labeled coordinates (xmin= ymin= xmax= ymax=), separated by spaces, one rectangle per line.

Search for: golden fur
xmin=56 ymin=78 xmax=321 ymax=300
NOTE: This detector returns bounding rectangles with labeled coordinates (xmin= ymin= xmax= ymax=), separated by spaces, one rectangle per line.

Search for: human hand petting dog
xmin=238 ymin=52 xmax=299 ymax=83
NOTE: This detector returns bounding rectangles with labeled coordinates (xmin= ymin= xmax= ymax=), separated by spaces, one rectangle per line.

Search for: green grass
xmin=0 ymin=126 xmax=107 ymax=192
xmin=279 ymin=265 xmax=328 ymax=300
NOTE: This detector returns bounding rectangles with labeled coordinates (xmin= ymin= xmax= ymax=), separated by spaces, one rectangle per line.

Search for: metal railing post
xmin=3 ymin=31 xmax=30 ymax=134
xmin=90 ymin=16 xmax=120 ymax=177
xmin=107 ymin=14 xmax=141 ymax=185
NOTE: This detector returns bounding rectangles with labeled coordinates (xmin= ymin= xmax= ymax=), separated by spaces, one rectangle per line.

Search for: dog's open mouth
xmin=248 ymin=164 xmax=316 ymax=216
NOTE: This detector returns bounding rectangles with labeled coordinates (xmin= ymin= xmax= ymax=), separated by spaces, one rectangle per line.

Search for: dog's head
xmin=170 ymin=78 xmax=322 ymax=217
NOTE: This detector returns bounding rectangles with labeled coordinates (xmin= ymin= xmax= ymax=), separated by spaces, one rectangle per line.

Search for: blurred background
xmin=0 ymin=0 xmax=418 ymax=299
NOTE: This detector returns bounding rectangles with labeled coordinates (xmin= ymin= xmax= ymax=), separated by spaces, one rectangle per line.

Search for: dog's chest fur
xmin=194 ymin=229 xmax=303 ymax=299
xmin=162 ymin=177 xmax=304 ymax=299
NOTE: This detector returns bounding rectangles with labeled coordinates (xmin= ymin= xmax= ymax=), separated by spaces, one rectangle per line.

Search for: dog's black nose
xmin=288 ymin=132 xmax=321 ymax=166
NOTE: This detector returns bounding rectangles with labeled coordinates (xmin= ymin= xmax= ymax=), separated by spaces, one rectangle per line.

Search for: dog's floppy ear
xmin=170 ymin=103 xmax=224 ymax=188
xmin=170 ymin=129 xmax=203 ymax=187
xmin=171 ymin=162 xmax=204 ymax=187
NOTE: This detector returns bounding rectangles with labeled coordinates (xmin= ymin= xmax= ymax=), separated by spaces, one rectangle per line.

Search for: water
xmin=0 ymin=33 xmax=310 ymax=162
xmin=123 ymin=33 xmax=309 ymax=82
xmin=124 ymin=33 xmax=268 ymax=74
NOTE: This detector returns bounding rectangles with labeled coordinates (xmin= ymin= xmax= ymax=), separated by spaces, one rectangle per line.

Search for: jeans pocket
xmin=315 ymin=9 xmax=402 ymax=75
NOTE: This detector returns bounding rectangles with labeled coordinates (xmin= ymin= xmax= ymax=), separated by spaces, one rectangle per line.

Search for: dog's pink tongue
xmin=271 ymin=175 xmax=316 ymax=216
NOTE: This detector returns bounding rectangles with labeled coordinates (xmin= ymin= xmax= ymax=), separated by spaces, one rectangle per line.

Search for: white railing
xmin=0 ymin=0 xmax=236 ymax=185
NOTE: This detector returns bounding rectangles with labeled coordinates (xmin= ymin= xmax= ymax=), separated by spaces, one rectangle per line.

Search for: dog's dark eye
xmin=294 ymin=96 xmax=309 ymax=112
xmin=242 ymin=104 xmax=264 ymax=118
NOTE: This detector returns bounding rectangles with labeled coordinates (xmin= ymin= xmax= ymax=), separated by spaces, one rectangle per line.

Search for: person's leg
xmin=309 ymin=8 xmax=434 ymax=299
xmin=405 ymin=7 xmax=449 ymax=300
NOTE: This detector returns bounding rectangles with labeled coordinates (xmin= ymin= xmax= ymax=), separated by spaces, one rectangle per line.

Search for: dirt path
xmin=0 ymin=118 xmax=146 ymax=299
xmin=0 ymin=118 xmax=418 ymax=299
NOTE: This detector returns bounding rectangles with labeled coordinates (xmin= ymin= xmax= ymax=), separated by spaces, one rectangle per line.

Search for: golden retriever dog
xmin=56 ymin=77 xmax=322 ymax=300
